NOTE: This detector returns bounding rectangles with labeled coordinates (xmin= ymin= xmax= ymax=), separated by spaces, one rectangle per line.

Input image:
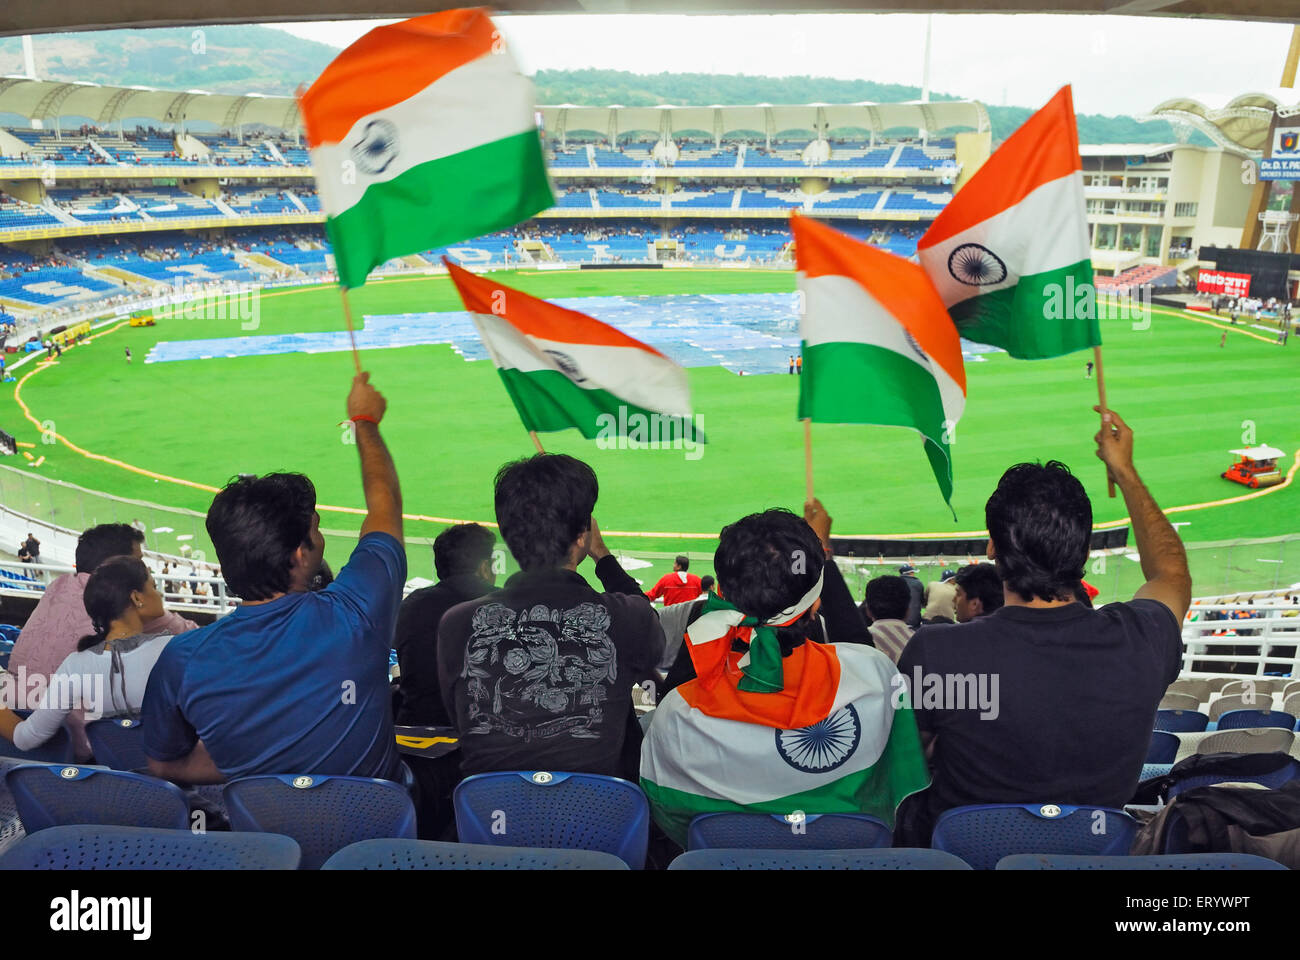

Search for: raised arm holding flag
xmin=916 ymin=84 xmax=1114 ymax=495
xmin=297 ymin=8 xmax=554 ymax=373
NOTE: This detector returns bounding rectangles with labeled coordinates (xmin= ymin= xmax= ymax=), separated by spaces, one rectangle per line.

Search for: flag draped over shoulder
xmin=299 ymin=9 xmax=553 ymax=289
xmin=793 ymin=214 xmax=966 ymax=506
xmin=445 ymin=260 xmax=703 ymax=444
xmin=640 ymin=643 xmax=930 ymax=848
xmin=917 ymin=85 xmax=1100 ymax=360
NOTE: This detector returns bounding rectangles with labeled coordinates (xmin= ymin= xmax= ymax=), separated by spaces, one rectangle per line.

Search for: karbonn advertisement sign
xmin=1197 ymin=269 xmax=1252 ymax=297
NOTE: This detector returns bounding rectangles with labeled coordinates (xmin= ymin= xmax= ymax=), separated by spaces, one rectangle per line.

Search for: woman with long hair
xmin=0 ymin=555 xmax=175 ymax=757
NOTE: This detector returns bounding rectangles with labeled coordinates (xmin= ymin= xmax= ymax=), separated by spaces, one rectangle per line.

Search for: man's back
xmin=648 ymin=570 xmax=703 ymax=606
xmin=902 ymin=575 xmax=923 ymax=627
xmin=438 ymin=561 xmax=662 ymax=780
xmin=142 ymin=532 xmax=405 ymax=781
xmin=395 ymin=574 xmax=491 ymax=726
xmin=896 ymin=599 xmax=1181 ymax=839
xmin=642 ymin=642 xmax=930 ymax=847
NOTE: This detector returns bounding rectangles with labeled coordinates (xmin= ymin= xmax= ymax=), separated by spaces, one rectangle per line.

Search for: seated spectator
xmin=437 ymin=454 xmax=664 ymax=781
xmin=142 ymin=372 xmax=404 ymax=784
xmin=952 ymin=562 xmax=1004 ymax=623
xmin=4 ymin=523 xmax=197 ymax=758
xmin=0 ymin=557 xmax=175 ymax=753
xmin=640 ymin=504 xmax=929 ymax=847
xmin=646 ymin=555 xmax=702 ymax=606
xmin=395 ymin=523 xmax=497 ymax=727
xmin=894 ymin=409 xmax=1190 ymax=845
xmin=898 ymin=564 xmax=924 ymax=627
xmin=864 ymin=575 xmax=915 ymax=663
xmin=923 ymin=569 xmax=958 ymax=623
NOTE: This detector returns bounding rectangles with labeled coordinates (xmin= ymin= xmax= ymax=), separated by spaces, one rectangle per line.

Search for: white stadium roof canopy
xmin=541 ymin=101 xmax=989 ymax=140
xmin=3 ymin=0 xmax=1299 ymax=36
xmin=0 ymin=76 xmax=304 ymax=130
xmin=1150 ymin=89 xmax=1300 ymax=155
xmin=0 ymin=76 xmax=989 ymax=136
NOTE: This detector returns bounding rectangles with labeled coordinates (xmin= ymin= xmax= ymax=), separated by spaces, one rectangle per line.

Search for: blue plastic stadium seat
xmin=669 ymin=848 xmax=972 ymax=870
xmin=996 ymin=853 xmax=1287 ymax=870
xmin=1155 ymin=709 xmax=1210 ymax=733
xmin=1215 ymin=709 xmax=1296 ymax=731
xmin=687 ymin=812 xmax=891 ymax=851
xmin=223 ymin=774 xmax=417 ymax=870
xmin=453 ymin=771 xmax=649 ymax=869
xmin=85 ymin=717 xmax=149 ymax=772
xmin=931 ymin=803 xmax=1139 ymax=870
xmin=321 ymin=838 xmax=629 ymax=870
xmin=0 ymin=824 xmax=300 ymax=870
xmin=1146 ymin=730 xmax=1181 ymax=763
xmin=4 ymin=765 xmax=189 ymax=833
xmin=1140 ymin=763 xmax=1174 ymax=781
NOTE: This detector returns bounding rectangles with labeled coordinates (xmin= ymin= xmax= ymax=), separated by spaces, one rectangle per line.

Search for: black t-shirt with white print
xmin=437 ymin=555 xmax=664 ymax=780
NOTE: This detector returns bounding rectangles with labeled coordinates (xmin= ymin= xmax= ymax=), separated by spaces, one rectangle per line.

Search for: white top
xmin=12 ymin=633 xmax=173 ymax=752
xmin=1229 ymin=445 xmax=1284 ymax=460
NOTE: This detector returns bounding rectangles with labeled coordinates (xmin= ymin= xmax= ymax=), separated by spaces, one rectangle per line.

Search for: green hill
xmin=0 ymin=26 xmax=1195 ymax=144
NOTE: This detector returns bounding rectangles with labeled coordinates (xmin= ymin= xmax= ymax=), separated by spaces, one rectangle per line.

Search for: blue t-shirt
xmin=142 ymin=532 xmax=406 ymax=781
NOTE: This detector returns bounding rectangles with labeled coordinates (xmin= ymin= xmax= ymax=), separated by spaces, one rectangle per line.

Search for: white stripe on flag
xmin=918 ymin=171 xmax=1091 ymax=308
xmin=311 ymin=51 xmax=538 ymax=217
xmin=799 ymin=273 xmax=965 ymax=426
xmin=472 ymin=312 xmax=694 ymax=418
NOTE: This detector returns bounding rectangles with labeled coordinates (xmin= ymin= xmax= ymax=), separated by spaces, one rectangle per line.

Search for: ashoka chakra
xmin=947 ymin=243 xmax=1008 ymax=286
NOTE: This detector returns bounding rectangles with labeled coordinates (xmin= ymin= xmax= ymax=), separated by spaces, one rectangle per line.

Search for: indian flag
xmin=793 ymin=214 xmax=966 ymax=505
xmin=299 ymin=10 xmax=553 ymax=289
xmin=640 ymin=644 xmax=930 ymax=848
xmin=917 ymin=85 xmax=1100 ymax=359
xmin=445 ymin=260 xmax=703 ymax=444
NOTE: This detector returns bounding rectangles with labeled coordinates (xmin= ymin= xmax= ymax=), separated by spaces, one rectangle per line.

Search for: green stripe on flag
xmin=498 ymin=368 xmax=705 ymax=444
xmin=324 ymin=129 xmax=553 ymax=289
xmin=950 ymin=259 xmax=1100 ymax=360
xmin=797 ymin=340 xmax=954 ymax=503
xmin=641 ymin=706 xmax=931 ymax=848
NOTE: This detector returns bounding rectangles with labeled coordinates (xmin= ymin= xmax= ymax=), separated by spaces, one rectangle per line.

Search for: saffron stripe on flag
xmin=919 ymin=85 xmax=1082 ymax=250
xmin=301 ymin=8 xmax=499 ymax=148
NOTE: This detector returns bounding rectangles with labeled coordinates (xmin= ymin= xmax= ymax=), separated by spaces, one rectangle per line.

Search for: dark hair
xmin=985 ymin=461 xmax=1092 ymax=603
xmin=953 ymin=562 xmax=1004 ymax=615
xmin=865 ymin=575 xmax=911 ymax=622
xmin=714 ymin=509 xmax=823 ymax=654
xmin=206 ymin=472 xmax=317 ymax=600
xmin=76 ymin=523 xmax=145 ymax=574
xmin=434 ymin=523 xmax=496 ymax=580
xmin=699 ymin=575 xmax=715 ymax=593
xmin=675 ymin=555 xmax=690 ymax=571
xmin=493 ymin=455 xmax=597 ymax=572
xmin=310 ymin=561 xmax=334 ymax=592
xmin=78 ymin=555 xmax=151 ymax=652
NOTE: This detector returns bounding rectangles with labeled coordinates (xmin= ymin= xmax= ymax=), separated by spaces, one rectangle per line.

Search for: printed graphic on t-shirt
xmin=461 ymin=601 xmax=617 ymax=741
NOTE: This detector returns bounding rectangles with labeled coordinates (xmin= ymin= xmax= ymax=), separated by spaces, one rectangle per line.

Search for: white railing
xmin=0 ymin=558 xmax=238 ymax=617
xmin=1180 ymin=603 xmax=1300 ymax=679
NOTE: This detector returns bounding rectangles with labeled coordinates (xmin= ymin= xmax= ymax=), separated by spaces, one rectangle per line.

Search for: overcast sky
xmin=266 ymin=14 xmax=1292 ymax=116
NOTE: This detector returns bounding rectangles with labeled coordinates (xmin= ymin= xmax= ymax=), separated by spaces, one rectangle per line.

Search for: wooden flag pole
xmin=529 ymin=431 xmax=546 ymax=454
xmin=1092 ymin=344 xmax=1116 ymax=499
xmin=803 ymin=417 xmax=814 ymax=503
xmin=339 ymin=288 xmax=362 ymax=376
